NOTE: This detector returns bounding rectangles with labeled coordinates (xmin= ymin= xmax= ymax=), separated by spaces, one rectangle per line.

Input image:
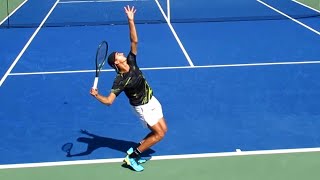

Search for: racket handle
xmin=92 ymin=77 xmax=99 ymax=89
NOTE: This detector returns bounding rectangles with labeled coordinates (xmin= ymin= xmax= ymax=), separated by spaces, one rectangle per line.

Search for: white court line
xmin=1 ymin=147 xmax=320 ymax=169
xmin=292 ymin=0 xmax=320 ymax=13
xmin=0 ymin=0 xmax=60 ymax=87
xmin=0 ymin=0 xmax=28 ymax=25
xmin=59 ymin=0 xmax=148 ymax=3
xmin=8 ymin=60 xmax=320 ymax=76
xmin=154 ymin=0 xmax=194 ymax=67
xmin=257 ymin=0 xmax=320 ymax=36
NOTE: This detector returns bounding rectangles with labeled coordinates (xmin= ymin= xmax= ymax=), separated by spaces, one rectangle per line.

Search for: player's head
xmin=108 ymin=52 xmax=127 ymax=71
xmin=107 ymin=52 xmax=117 ymax=69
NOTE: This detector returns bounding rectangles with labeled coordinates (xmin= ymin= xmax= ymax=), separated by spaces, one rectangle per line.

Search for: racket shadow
xmin=65 ymin=129 xmax=155 ymax=158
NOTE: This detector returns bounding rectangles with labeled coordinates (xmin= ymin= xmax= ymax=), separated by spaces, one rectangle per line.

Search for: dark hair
xmin=107 ymin=52 xmax=116 ymax=69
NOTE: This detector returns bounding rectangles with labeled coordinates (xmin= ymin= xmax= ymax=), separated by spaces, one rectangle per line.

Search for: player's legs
xmin=137 ymin=117 xmax=167 ymax=152
xmin=127 ymin=96 xmax=167 ymax=170
xmin=158 ymin=117 xmax=168 ymax=133
xmin=139 ymin=117 xmax=167 ymax=145
xmin=128 ymin=96 xmax=167 ymax=152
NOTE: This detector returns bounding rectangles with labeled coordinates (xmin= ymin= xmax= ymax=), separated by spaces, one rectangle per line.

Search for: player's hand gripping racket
xmin=92 ymin=41 xmax=108 ymax=89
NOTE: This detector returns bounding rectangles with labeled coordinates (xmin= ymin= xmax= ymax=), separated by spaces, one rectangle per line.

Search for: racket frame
xmin=92 ymin=41 xmax=108 ymax=89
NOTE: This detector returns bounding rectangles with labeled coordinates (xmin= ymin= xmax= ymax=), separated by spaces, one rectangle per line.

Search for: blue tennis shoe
xmin=124 ymin=155 xmax=144 ymax=172
xmin=126 ymin=147 xmax=147 ymax=164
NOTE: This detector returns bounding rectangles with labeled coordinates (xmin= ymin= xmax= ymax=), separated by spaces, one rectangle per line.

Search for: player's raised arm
xmin=124 ymin=5 xmax=138 ymax=55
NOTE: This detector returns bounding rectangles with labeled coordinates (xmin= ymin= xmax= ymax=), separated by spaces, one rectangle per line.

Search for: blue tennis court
xmin=1 ymin=0 xmax=320 ymax=175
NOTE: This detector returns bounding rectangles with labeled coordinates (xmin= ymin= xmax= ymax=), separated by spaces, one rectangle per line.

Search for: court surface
xmin=1 ymin=0 xmax=320 ymax=179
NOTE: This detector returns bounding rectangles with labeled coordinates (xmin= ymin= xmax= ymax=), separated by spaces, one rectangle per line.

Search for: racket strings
xmin=95 ymin=41 xmax=108 ymax=76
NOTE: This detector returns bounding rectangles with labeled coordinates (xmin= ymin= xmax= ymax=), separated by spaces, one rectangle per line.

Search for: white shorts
xmin=131 ymin=96 xmax=163 ymax=128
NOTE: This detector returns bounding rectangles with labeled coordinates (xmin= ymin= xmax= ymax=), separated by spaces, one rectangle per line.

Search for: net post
xmin=167 ymin=0 xmax=170 ymax=23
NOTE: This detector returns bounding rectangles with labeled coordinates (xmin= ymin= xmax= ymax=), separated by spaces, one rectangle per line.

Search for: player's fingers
xmin=90 ymin=88 xmax=97 ymax=94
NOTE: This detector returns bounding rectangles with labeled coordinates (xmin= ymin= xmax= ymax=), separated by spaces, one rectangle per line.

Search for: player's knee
xmin=163 ymin=126 xmax=168 ymax=134
xmin=161 ymin=124 xmax=168 ymax=137
xmin=154 ymin=131 xmax=165 ymax=142
xmin=160 ymin=118 xmax=168 ymax=133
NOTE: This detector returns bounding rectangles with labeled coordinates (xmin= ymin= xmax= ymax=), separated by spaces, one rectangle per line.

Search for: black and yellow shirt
xmin=111 ymin=52 xmax=153 ymax=106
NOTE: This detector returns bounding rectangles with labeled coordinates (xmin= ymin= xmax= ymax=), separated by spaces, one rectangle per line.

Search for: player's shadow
xmin=65 ymin=129 xmax=155 ymax=158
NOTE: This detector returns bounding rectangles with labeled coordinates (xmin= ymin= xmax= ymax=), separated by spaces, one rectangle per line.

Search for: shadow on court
xmin=61 ymin=129 xmax=155 ymax=158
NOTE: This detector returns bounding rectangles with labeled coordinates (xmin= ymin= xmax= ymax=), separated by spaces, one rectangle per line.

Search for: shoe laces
xmin=129 ymin=158 xmax=139 ymax=166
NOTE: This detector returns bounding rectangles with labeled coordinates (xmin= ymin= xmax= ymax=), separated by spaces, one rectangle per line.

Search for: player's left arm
xmin=125 ymin=5 xmax=138 ymax=55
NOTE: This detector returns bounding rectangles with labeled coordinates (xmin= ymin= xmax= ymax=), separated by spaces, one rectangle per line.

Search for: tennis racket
xmin=92 ymin=41 xmax=109 ymax=89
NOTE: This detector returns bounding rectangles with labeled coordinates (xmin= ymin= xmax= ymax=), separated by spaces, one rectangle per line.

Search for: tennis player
xmin=90 ymin=5 xmax=168 ymax=172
